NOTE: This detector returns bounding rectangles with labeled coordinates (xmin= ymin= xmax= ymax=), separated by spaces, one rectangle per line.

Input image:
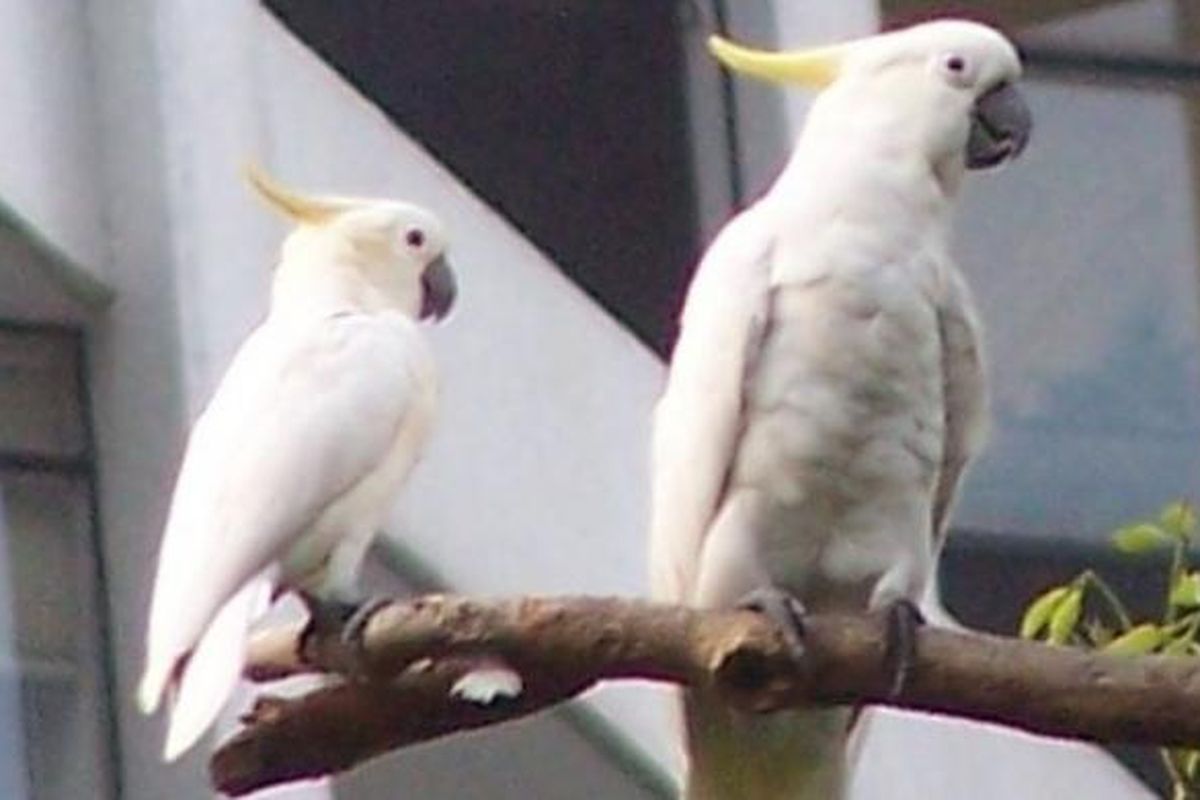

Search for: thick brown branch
xmin=211 ymin=594 xmax=1200 ymax=796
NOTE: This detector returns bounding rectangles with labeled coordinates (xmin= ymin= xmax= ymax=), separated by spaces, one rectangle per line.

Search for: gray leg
xmin=298 ymin=590 xmax=390 ymax=644
xmin=882 ymin=598 xmax=925 ymax=698
xmin=297 ymin=530 xmax=388 ymax=649
xmin=297 ymin=590 xmax=359 ymax=648
xmin=341 ymin=596 xmax=392 ymax=647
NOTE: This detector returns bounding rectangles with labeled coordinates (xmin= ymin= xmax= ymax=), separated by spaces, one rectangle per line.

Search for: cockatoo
xmin=649 ymin=20 xmax=1030 ymax=799
xmin=137 ymin=168 xmax=457 ymax=761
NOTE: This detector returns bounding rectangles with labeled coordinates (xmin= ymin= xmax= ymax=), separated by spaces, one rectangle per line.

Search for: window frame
xmin=0 ymin=319 xmax=121 ymax=800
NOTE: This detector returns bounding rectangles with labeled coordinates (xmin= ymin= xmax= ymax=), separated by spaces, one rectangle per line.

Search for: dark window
xmin=881 ymin=1 xmax=1200 ymax=792
xmin=263 ymin=0 xmax=703 ymax=354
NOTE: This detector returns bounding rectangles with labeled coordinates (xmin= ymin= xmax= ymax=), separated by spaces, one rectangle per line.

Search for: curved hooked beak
xmin=420 ymin=256 xmax=457 ymax=322
xmin=967 ymin=82 xmax=1032 ymax=169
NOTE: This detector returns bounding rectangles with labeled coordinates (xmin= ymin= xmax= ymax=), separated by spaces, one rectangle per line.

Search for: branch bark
xmin=210 ymin=594 xmax=1200 ymax=796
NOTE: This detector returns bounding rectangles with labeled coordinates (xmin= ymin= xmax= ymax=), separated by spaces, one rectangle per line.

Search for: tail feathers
xmin=137 ymin=656 xmax=172 ymax=717
xmin=160 ymin=578 xmax=271 ymax=762
xmin=683 ymin=692 xmax=850 ymax=800
xmin=845 ymin=706 xmax=876 ymax=782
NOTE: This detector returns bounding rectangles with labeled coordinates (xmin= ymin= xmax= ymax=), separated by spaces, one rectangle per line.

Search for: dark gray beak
xmin=419 ymin=255 xmax=457 ymax=322
xmin=966 ymin=81 xmax=1032 ymax=170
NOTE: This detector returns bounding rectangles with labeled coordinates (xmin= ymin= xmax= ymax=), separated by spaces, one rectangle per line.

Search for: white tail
xmin=157 ymin=577 xmax=271 ymax=761
xmin=683 ymin=692 xmax=850 ymax=800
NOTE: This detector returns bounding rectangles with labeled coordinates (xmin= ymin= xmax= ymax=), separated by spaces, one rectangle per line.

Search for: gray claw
xmin=883 ymin=599 xmax=925 ymax=698
xmin=341 ymin=596 xmax=391 ymax=649
xmin=297 ymin=592 xmax=358 ymax=659
xmin=296 ymin=592 xmax=389 ymax=674
xmin=737 ymin=586 xmax=808 ymax=662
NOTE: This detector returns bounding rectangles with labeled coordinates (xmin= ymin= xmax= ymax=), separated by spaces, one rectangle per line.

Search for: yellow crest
xmin=244 ymin=164 xmax=354 ymax=223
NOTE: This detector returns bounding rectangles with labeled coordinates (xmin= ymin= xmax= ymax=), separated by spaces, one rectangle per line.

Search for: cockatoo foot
xmin=882 ymin=598 xmax=925 ymax=698
xmin=737 ymin=586 xmax=808 ymax=663
xmin=297 ymin=591 xmax=358 ymax=646
xmin=297 ymin=592 xmax=391 ymax=677
xmin=340 ymin=596 xmax=391 ymax=649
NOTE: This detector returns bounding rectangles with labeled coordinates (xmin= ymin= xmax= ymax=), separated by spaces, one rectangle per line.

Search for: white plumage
xmin=650 ymin=20 xmax=1029 ymax=799
xmin=138 ymin=168 xmax=456 ymax=761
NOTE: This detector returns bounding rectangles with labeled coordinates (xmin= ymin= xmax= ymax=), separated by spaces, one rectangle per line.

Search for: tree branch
xmin=210 ymin=594 xmax=1200 ymax=796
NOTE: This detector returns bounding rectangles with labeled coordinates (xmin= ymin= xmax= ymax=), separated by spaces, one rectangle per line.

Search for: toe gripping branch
xmin=297 ymin=593 xmax=392 ymax=676
xmin=738 ymin=586 xmax=809 ymax=662
xmin=714 ymin=586 xmax=814 ymax=710
xmin=720 ymin=589 xmax=924 ymax=709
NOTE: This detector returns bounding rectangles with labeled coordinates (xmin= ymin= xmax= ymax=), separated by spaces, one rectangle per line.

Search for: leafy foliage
xmin=1019 ymin=501 xmax=1200 ymax=799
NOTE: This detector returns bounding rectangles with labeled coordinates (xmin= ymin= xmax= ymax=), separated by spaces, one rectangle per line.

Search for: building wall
xmin=0 ymin=0 xmax=1170 ymax=797
xmin=0 ymin=0 xmax=107 ymax=278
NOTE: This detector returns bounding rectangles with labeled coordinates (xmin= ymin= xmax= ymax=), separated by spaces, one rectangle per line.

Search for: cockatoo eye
xmin=405 ymin=229 xmax=426 ymax=249
xmin=935 ymin=52 xmax=975 ymax=88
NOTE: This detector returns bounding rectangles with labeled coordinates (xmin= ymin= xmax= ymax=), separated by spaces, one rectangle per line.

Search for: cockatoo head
xmin=246 ymin=166 xmax=457 ymax=321
xmin=710 ymin=19 xmax=1031 ymax=182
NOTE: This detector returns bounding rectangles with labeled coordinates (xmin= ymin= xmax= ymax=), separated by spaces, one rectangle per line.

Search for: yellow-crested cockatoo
xmin=649 ymin=19 xmax=1030 ymax=799
xmin=138 ymin=168 xmax=456 ymax=761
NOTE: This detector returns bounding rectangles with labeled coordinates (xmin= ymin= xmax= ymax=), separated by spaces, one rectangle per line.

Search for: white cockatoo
xmin=649 ymin=20 xmax=1031 ymax=799
xmin=137 ymin=168 xmax=457 ymax=761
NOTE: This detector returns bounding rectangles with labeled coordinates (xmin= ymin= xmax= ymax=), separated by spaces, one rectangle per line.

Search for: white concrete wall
xmin=84 ymin=0 xmax=205 ymax=794
xmin=0 ymin=0 xmax=107 ymax=278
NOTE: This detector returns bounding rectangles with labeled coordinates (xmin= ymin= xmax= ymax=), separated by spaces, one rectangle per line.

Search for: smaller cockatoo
xmin=137 ymin=167 xmax=457 ymax=761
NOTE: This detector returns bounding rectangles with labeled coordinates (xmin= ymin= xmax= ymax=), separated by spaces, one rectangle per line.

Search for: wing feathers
xmin=649 ymin=211 xmax=774 ymax=603
xmin=141 ymin=311 xmax=430 ymax=733
xmin=930 ymin=271 xmax=988 ymax=544
xmin=161 ymin=575 xmax=271 ymax=761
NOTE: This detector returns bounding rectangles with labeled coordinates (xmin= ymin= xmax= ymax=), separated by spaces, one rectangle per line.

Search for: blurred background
xmin=0 ymin=0 xmax=1194 ymax=797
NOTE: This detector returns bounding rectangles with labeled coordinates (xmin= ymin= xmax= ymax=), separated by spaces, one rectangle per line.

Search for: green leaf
xmin=1171 ymin=572 xmax=1200 ymax=609
xmin=1182 ymin=749 xmax=1200 ymax=780
xmin=1020 ymin=585 xmax=1072 ymax=639
xmin=1103 ymin=623 xmax=1163 ymax=656
xmin=1163 ymin=635 xmax=1195 ymax=657
xmin=1160 ymin=502 xmax=1197 ymax=541
xmin=1113 ymin=522 xmax=1171 ymax=554
xmin=1048 ymin=588 xmax=1083 ymax=645
xmin=1084 ymin=616 xmax=1113 ymax=647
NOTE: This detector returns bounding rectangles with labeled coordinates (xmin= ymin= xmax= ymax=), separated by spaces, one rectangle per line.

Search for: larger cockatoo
xmin=649 ymin=20 xmax=1031 ymax=799
xmin=137 ymin=168 xmax=457 ymax=761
